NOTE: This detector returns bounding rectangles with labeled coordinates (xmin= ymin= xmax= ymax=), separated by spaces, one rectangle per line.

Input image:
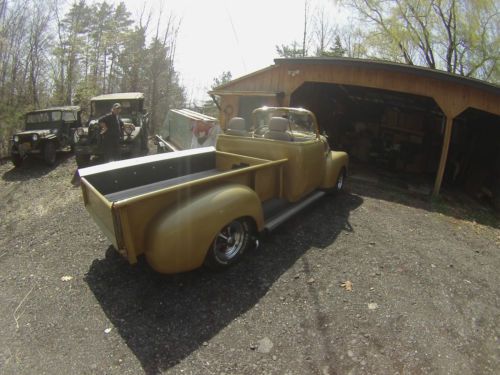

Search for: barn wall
xmin=216 ymin=62 xmax=500 ymax=119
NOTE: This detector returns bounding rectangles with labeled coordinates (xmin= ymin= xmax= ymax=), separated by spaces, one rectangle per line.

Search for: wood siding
xmin=214 ymin=63 xmax=499 ymax=120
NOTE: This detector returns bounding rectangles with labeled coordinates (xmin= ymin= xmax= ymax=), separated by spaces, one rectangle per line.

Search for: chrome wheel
xmin=335 ymin=168 xmax=346 ymax=192
xmin=213 ymin=221 xmax=247 ymax=262
xmin=205 ymin=218 xmax=253 ymax=269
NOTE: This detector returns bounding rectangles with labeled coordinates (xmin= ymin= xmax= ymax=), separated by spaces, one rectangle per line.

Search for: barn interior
xmin=290 ymin=82 xmax=499 ymax=208
xmin=447 ymin=109 xmax=500 ymax=209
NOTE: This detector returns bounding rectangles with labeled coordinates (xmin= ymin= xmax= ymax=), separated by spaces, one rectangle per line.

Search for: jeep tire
xmin=11 ymin=153 xmax=23 ymax=168
xmin=43 ymin=141 xmax=57 ymax=166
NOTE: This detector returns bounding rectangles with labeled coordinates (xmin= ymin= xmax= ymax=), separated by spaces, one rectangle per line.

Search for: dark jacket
xmin=99 ymin=112 xmax=123 ymax=141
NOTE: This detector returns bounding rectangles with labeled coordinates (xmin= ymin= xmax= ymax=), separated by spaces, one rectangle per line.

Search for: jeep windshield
xmin=25 ymin=111 xmax=71 ymax=130
xmin=252 ymin=107 xmax=318 ymax=140
xmin=91 ymin=100 xmax=142 ymax=120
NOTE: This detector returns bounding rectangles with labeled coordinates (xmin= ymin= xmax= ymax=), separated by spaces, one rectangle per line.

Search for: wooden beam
xmin=209 ymin=90 xmax=279 ymax=97
xmin=433 ymin=116 xmax=454 ymax=197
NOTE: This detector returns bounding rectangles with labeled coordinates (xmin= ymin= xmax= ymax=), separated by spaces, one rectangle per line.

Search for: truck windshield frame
xmin=252 ymin=107 xmax=319 ymax=139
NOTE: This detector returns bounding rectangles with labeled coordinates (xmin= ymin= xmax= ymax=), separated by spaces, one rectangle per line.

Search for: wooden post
xmin=433 ymin=116 xmax=454 ymax=197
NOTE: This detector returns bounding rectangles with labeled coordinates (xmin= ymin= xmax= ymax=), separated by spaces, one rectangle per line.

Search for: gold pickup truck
xmin=79 ymin=107 xmax=348 ymax=274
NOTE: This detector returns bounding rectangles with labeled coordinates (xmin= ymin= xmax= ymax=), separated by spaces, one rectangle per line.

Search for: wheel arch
xmin=320 ymin=150 xmax=349 ymax=190
xmin=145 ymin=184 xmax=264 ymax=274
xmin=43 ymin=134 xmax=59 ymax=145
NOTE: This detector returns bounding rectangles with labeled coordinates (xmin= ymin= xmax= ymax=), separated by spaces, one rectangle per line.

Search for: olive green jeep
xmin=74 ymin=92 xmax=149 ymax=167
xmin=10 ymin=106 xmax=81 ymax=167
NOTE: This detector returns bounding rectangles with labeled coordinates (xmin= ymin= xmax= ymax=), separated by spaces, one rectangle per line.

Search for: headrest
xmin=227 ymin=117 xmax=246 ymax=130
xmin=269 ymin=117 xmax=289 ymax=132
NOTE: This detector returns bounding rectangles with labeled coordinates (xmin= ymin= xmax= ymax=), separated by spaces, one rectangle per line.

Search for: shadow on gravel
xmin=84 ymin=192 xmax=362 ymax=374
xmin=350 ymin=179 xmax=500 ymax=229
xmin=1 ymin=152 xmax=74 ymax=181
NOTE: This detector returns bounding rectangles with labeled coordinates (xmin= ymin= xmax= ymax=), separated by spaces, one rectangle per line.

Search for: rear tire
xmin=43 ymin=142 xmax=57 ymax=166
xmin=204 ymin=218 xmax=254 ymax=270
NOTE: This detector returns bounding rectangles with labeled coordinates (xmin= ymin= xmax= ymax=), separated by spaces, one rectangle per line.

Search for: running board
xmin=264 ymin=191 xmax=326 ymax=232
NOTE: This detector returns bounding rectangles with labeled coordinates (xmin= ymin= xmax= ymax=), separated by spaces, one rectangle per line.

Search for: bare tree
xmin=145 ymin=3 xmax=182 ymax=133
xmin=339 ymin=24 xmax=366 ymax=58
xmin=276 ymin=0 xmax=313 ymax=58
xmin=302 ymin=0 xmax=310 ymax=57
xmin=0 ymin=0 xmax=188 ymax=158
xmin=313 ymin=5 xmax=336 ymax=56
xmin=27 ymin=3 xmax=50 ymax=106
xmin=337 ymin=0 xmax=500 ymax=82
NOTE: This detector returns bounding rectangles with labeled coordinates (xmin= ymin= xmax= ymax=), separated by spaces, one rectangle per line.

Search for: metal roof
xmin=90 ymin=92 xmax=144 ymax=101
xmin=211 ymin=57 xmax=499 ymax=97
xmin=273 ymin=57 xmax=500 ymax=96
xmin=27 ymin=106 xmax=81 ymax=114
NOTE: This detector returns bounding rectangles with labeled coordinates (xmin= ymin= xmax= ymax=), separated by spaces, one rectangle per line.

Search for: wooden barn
xmin=209 ymin=57 xmax=500 ymax=203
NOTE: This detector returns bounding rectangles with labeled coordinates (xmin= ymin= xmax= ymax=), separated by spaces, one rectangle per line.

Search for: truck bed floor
xmin=105 ymin=168 xmax=219 ymax=202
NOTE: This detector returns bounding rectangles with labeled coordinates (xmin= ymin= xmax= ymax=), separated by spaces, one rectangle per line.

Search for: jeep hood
xmin=17 ymin=129 xmax=52 ymax=136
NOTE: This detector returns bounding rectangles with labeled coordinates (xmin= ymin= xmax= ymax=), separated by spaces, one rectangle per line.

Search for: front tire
xmin=43 ymin=142 xmax=57 ymax=166
xmin=11 ymin=154 xmax=23 ymax=167
xmin=204 ymin=218 xmax=253 ymax=270
xmin=325 ymin=167 xmax=346 ymax=194
xmin=335 ymin=167 xmax=346 ymax=192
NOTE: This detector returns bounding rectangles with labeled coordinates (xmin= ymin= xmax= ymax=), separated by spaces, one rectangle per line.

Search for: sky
xmin=115 ymin=0 xmax=342 ymax=104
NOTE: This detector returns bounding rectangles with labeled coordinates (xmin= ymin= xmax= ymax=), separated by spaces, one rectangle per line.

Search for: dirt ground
xmin=0 ymin=153 xmax=499 ymax=375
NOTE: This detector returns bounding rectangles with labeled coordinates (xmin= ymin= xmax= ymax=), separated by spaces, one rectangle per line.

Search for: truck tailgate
xmin=80 ymin=178 xmax=119 ymax=249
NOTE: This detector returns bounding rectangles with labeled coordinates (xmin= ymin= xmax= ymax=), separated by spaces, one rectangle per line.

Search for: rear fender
xmin=320 ymin=151 xmax=349 ymax=189
xmin=145 ymin=184 xmax=263 ymax=274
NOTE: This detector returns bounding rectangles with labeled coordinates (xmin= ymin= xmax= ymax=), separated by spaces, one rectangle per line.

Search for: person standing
xmin=99 ymin=103 xmax=124 ymax=162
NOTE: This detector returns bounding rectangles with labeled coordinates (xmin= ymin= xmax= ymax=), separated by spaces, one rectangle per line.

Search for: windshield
xmin=26 ymin=112 xmax=50 ymax=124
xmin=91 ymin=100 xmax=143 ymax=119
xmin=252 ymin=107 xmax=317 ymax=139
xmin=25 ymin=111 xmax=64 ymax=130
xmin=62 ymin=111 xmax=77 ymax=122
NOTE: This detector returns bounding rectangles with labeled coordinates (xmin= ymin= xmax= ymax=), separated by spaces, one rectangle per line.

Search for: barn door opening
xmin=291 ymin=82 xmax=444 ymax=194
xmin=446 ymin=108 xmax=500 ymax=210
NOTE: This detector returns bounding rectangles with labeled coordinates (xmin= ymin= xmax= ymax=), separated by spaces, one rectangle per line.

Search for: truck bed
xmin=104 ymin=168 xmax=219 ymax=201
xmin=80 ymin=147 xmax=284 ymax=203
xmin=79 ymin=147 xmax=287 ymax=261
xmin=79 ymin=147 xmax=217 ymax=197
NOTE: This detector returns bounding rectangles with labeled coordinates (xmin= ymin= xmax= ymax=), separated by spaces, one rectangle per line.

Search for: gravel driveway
xmin=0 ymin=155 xmax=499 ymax=375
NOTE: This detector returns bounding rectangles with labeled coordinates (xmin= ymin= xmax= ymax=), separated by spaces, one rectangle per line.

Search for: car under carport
xmin=209 ymin=57 xmax=500 ymax=210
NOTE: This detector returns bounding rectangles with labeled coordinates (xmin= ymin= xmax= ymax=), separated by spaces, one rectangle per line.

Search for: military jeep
xmin=74 ymin=92 xmax=149 ymax=167
xmin=10 ymin=106 xmax=81 ymax=167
